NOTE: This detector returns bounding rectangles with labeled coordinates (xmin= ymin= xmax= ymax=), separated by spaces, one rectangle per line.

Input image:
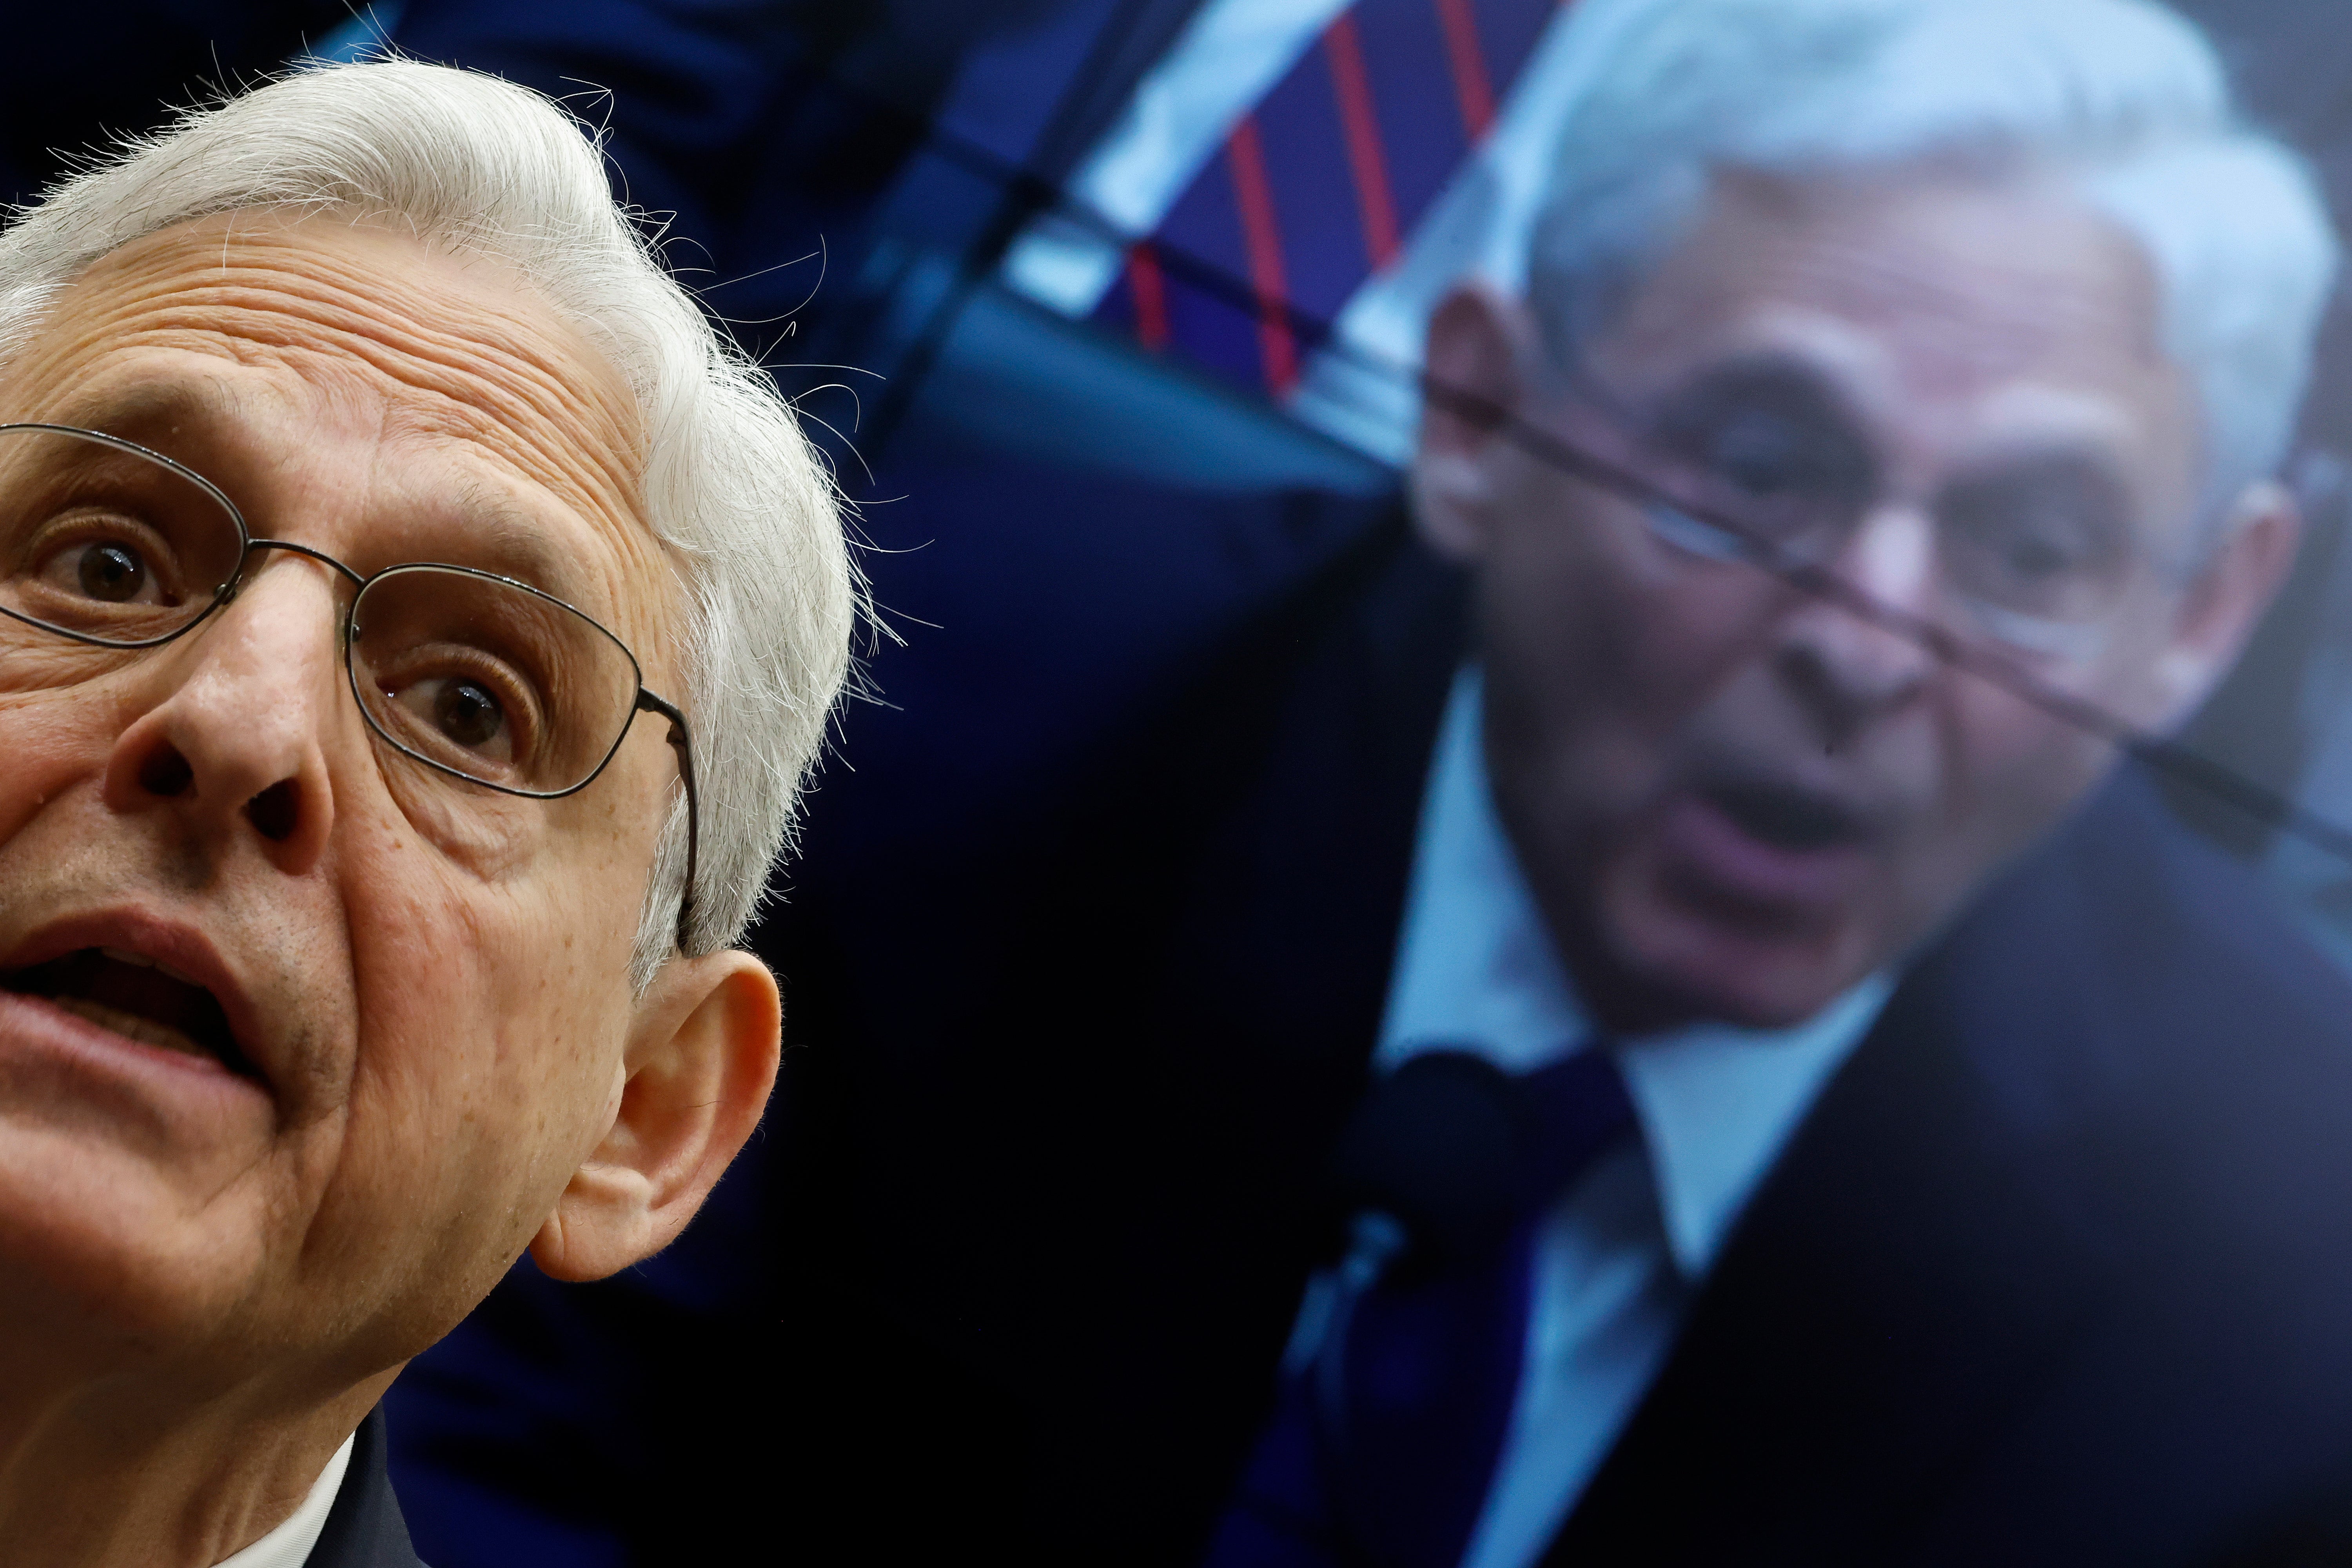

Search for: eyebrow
xmin=412 ymin=480 xmax=590 ymax=606
xmin=47 ymin=376 xmax=596 ymax=608
xmin=1933 ymin=445 xmax=2140 ymax=524
xmin=46 ymin=379 xmax=239 ymax=465
xmin=1646 ymin=354 xmax=2151 ymax=510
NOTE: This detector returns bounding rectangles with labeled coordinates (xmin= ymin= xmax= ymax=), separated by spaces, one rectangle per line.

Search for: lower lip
xmin=1654 ymin=793 xmax=1871 ymax=913
xmin=0 ymin=987 xmax=267 ymax=1123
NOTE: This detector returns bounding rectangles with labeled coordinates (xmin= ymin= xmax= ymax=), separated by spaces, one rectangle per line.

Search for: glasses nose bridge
xmin=158 ymin=540 xmax=367 ymax=711
xmin=182 ymin=537 xmax=361 ymax=671
xmin=221 ymin=537 xmax=371 ymax=645
xmin=234 ymin=536 xmax=369 ymax=595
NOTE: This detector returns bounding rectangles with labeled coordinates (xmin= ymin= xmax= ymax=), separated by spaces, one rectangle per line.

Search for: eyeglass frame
xmin=0 ymin=422 xmax=702 ymax=953
xmin=1535 ymin=366 xmax=2190 ymax=664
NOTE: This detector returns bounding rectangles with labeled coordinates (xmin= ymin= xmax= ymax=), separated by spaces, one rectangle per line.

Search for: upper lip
xmin=1694 ymin=773 xmax=1877 ymax=851
xmin=0 ymin=910 xmax=269 ymax=1085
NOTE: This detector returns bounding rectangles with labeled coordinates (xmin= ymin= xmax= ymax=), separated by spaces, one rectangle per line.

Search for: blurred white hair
xmin=0 ymin=60 xmax=858 ymax=990
xmin=1528 ymin=0 xmax=2341 ymax=533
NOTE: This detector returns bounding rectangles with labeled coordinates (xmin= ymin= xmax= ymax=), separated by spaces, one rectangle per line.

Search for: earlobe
xmin=1412 ymin=283 xmax=1535 ymax=564
xmin=528 ymin=951 xmax=782 ymax=1283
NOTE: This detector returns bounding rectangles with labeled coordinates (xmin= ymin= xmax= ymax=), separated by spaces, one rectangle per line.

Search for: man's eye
xmin=54 ymin=539 xmax=157 ymax=604
xmin=1939 ymin=463 xmax=2131 ymax=619
xmin=1971 ymin=513 xmax=2115 ymax=592
xmin=435 ymin=680 xmax=506 ymax=750
xmin=388 ymin=675 xmax=516 ymax=762
xmin=1660 ymin=407 xmax=1869 ymax=538
xmin=1996 ymin=528 xmax=2090 ymax=580
xmin=1706 ymin=415 xmax=1819 ymax=497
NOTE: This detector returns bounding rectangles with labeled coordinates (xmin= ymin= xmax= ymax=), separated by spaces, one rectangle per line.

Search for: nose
xmin=101 ymin=558 xmax=340 ymax=876
xmin=1771 ymin=501 xmax=1939 ymax=750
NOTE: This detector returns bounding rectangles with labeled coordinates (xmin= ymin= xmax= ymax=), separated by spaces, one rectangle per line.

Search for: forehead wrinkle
xmin=1617 ymin=174 xmax=2173 ymax=401
xmin=39 ymin=219 xmax=644 ymax=544
xmin=429 ymin=470 xmax=625 ymax=615
xmin=1772 ymin=243 xmax=2162 ymax=412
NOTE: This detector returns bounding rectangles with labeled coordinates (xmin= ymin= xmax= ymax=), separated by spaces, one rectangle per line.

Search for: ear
xmin=528 ymin=950 xmax=782 ymax=1282
xmin=2146 ymin=479 xmax=2303 ymax=728
xmin=1412 ymin=282 xmax=1537 ymax=564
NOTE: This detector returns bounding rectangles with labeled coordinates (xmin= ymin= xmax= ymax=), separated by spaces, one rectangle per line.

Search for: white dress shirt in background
xmin=1377 ymin=668 xmax=1893 ymax=1568
xmin=998 ymin=0 xmax=1668 ymax=464
xmin=1003 ymin=0 xmax=1353 ymax=316
xmin=212 ymin=1433 xmax=355 ymax=1568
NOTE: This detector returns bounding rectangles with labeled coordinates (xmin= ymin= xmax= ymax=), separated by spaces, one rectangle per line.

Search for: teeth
xmin=50 ymin=996 xmax=211 ymax=1059
xmin=97 ymin=947 xmax=203 ymax=989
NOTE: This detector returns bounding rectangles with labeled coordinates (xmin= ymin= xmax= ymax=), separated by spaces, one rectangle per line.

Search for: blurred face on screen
xmin=1414 ymin=168 xmax=2298 ymax=1032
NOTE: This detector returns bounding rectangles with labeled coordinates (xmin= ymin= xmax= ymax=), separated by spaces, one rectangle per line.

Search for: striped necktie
xmin=1206 ymin=1043 xmax=1637 ymax=1568
xmin=1097 ymin=0 xmax=1563 ymax=396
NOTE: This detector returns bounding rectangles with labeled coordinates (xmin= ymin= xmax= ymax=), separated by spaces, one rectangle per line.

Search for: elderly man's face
xmin=0 ymin=215 xmax=750 ymax=1401
xmin=1417 ymin=172 xmax=2295 ymax=1031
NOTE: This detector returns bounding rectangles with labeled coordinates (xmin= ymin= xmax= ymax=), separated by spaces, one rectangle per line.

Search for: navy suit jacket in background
xmin=1533 ymin=771 xmax=2352 ymax=1564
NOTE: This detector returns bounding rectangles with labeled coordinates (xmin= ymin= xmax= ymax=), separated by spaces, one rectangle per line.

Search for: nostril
xmin=246 ymin=780 xmax=300 ymax=842
xmin=138 ymin=746 xmax=195 ymax=799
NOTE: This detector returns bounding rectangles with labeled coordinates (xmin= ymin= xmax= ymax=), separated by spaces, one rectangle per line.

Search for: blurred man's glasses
xmin=0 ymin=423 xmax=701 ymax=950
xmin=1562 ymin=380 xmax=2166 ymax=662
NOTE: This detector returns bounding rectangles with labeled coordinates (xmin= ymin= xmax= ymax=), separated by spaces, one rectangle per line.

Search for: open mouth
xmin=1701 ymin=779 xmax=1867 ymax=852
xmin=0 ymin=949 xmax=257 ymax=1077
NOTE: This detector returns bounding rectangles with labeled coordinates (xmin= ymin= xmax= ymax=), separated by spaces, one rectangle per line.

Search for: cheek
xmin=0 ymin=692 xmax=115 ymax=841
xmin=0 ymin=633 xmax=142 ymax=701
xmin=373 ymin=751 xmax=542 ymax=885
xmin=321 ymin=736 xmax=659 ymax=1199
xmin=328 ymin=837 xmax=627 ymax=1281
xmin=1479 ymin=482 xmax=1780 ymax=779
xmin=1929 ymin=680 xmax=2118 ymax=868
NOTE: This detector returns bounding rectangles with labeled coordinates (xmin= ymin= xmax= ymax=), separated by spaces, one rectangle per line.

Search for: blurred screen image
xmin=13 ymin=2 xmax=2352 ymax=1565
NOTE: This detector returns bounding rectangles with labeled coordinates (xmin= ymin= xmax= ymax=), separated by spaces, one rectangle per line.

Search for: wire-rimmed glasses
xmin=0 ymin=423 xmax=702 ymax=950
xmin=1552 ymin=375 xmax=2170 ymax=664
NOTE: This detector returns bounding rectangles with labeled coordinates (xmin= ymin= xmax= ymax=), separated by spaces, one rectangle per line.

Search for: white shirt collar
xmin=1377 ymin=667 xmax=1894 ymax=1276
xmin=212 ymin=1432 xmax=355 ymax=1568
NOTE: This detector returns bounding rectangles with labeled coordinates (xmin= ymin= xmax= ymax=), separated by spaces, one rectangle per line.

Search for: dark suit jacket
xmin=311 ymin=1408 xmax=425 ymax=1568
xmin=1532 ymin=763 xmax=2352 ymax=1564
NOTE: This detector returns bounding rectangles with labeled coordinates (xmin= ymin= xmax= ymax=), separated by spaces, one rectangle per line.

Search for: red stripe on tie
xmin=1225 ymin=114 xmax=1299 ymax=394
xmin=1127 ymin=243 xmax=1169 ymax=351
xmin=1322 ymin=11 xmax=1402 ymax=271
xmin=1432 ymin=0 xmax=1497 ymax=141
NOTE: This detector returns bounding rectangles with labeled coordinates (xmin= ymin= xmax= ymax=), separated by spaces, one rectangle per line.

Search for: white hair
xmin=0 ymin=60 xmax=857 ymax=989
xmin=1528 ymin=0 xmax=2341 ymax=533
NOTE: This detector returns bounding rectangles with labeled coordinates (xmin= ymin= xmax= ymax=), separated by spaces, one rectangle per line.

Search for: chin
xmin=1597 ymin=876 xmax=1878 ymax=1033
xmin=0 ymin=1143 xmax=264 ymax=1355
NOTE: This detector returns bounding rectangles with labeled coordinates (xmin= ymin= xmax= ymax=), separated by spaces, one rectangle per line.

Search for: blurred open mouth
xmin=1655 ymin=775 xmax=1877 ymax=917
xmin=1701 ymin=779 xmax=1869 ymax=852
xmin=0 ymin=949 xmax=258 ymax=1078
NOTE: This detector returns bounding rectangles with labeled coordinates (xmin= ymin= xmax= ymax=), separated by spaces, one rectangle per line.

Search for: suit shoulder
xmin=1937 ymin=768 xmax=2352 ymax=1254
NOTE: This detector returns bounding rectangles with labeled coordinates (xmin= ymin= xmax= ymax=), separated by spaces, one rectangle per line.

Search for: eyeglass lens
xmin=1615 ymin=396 xmax=2144 ymax=653
xmin=1643 ymin=488 xmax=2140 ymax=656
xmin=0 ymin=424 xmax=645 ymax=798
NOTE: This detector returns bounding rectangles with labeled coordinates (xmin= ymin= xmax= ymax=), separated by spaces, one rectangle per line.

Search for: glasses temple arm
xmin=637 ymin=691 xmax=701 ymax=953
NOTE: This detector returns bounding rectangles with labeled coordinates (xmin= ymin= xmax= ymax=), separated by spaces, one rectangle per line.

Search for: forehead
xmin=0 ymin=213 xmax=671 ymax=647
xmin=1588 ymin=168 xmax=2191 ymax=466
